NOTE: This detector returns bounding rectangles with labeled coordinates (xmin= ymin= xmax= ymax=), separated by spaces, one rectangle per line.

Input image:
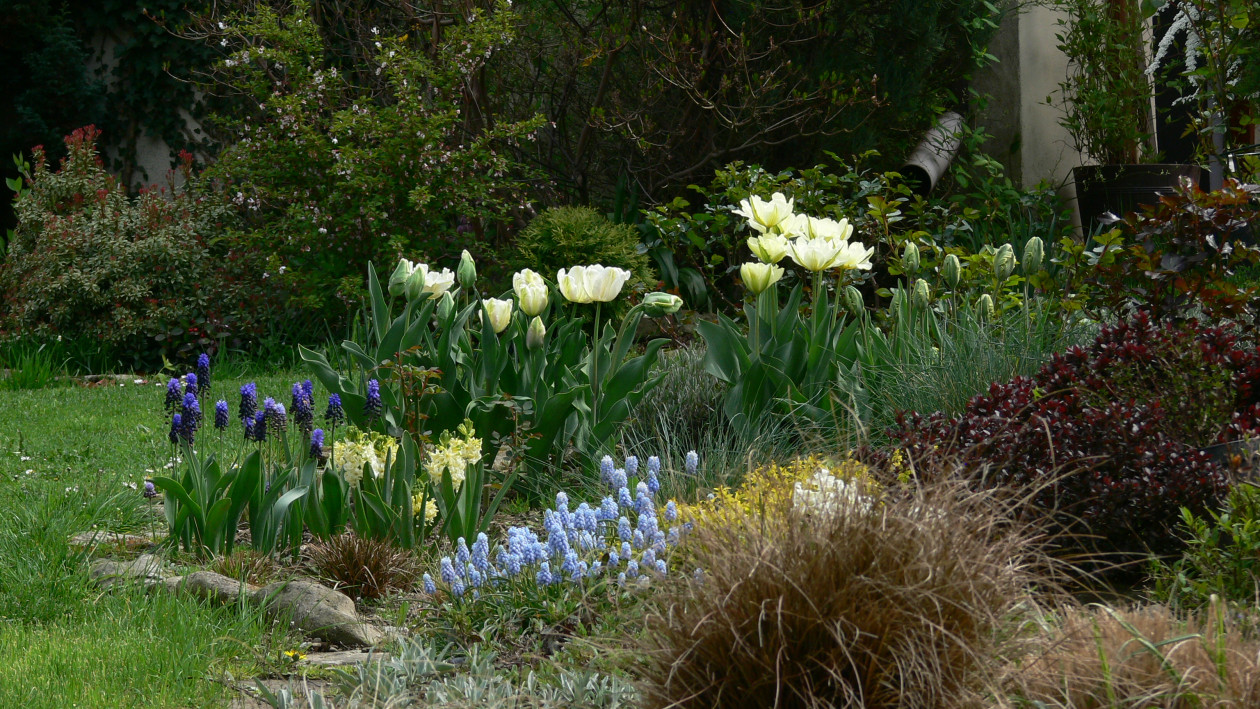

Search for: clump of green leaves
xmin=514 ymin=207 xmax=655 ymax=292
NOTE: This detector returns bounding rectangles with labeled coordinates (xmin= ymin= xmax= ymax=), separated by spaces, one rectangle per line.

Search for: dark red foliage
xmin=883 ymin=311 xmax=1260 ymax=556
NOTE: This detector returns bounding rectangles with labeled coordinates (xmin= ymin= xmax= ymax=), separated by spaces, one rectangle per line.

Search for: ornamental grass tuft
xmin=306 ymin=533 xmax=418 ymax=600
xmin=635 ymin=478 xmax=1045 ymax=709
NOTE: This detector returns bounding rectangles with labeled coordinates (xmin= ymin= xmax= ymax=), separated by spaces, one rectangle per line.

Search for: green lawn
xmin=0 ymin=371 xmax=307 ymax=708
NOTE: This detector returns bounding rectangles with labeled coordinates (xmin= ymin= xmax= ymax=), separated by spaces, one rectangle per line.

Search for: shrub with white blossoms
xmin=422 ymin=452 xmax=697 ymax=600
xmin=792 ymin=468 xmax=874 ymax=519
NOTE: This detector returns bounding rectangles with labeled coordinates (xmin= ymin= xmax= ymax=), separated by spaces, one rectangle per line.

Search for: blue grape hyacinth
xmin=164 ymin=378 xmax=181 ymax=413
xmin=239 ymin=382 xmax=258 ymax=423
xmin=169 ymin=414 xmax=182 ymax=445
xmin=310 ymin=429 xmax=325 ymax=460
xmin=183 ymin=373 xmax=198 ymax=397
xmin=291 ymin=382 xmax=313 ymax=434
xmin=196 ymin=353 xmax=211 ymax=394
xmin=364 ymin=380 xmax=382 ymax=421
xmin=214 ymin=400 xmax=229 ymax=431
xmin=324 ymin=393 xmax=344 ymax=425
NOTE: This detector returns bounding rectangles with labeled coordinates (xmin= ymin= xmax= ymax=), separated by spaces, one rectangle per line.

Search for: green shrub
xmin=1149 ymin=484 xmax=1260 ymax=614
xmin=0 ymin=126 xmax=257 ymax=365
xmin=514 ymin=207 xmax=655 ymax=289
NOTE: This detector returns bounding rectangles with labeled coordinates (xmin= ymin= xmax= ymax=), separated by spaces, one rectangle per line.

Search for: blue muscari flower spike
xmin=611 ymin=469 xmax=627 ymax=490
xmin=165 ymin=378 xmax=181 ymax=413
xmin=310 ymin=429 xmax=325 ymax=460
xmin=577 ymin=560 xmax=588 ymax=579
xmin=214 ymin=400 xmax=229 ymax=431
xmin=647 ymin=456 xmax=660 ymax=475
xmin=423 ymin=573 xmax=436 ymax=594
xmin=456 ymin=537 xmax=470 ymax=568
xmin=269 ymin=402 xmax=287 ymax=432
xmin=621 ymin=541 xmax=632 ymax=560
xmin=655 ymin=559 xmax=668 ymax=575
xmin=599 ymin=455 xmax=615 ymax=484
xmin=466 ymin=563 xmax=481 ymax=588
xmin=618 ymin=516 xmax=632 ymax=542
xmin=239 ymin=382 xmax=258 ymax=422
xmin=686 ymin=450 xmax=699 ymax=475
xmin=196 ymin=353 xmax=211 ymax=394
xmin=182 ymin=392 xmax=202 ymax=426
xmin=252 ymin=410 xmax=267 ymax=442
xmin=601 ymin=497 xmax=618 ymax=521
xmin=301 ymin=379 xmax=314 ymax=401
xmin=618 ymin=486 xmax=633 ymax=510
xmin=643 ymin=548 xmax=656 ymax=568
xmin=440 ymin=557 xmax=458 ymax=585
xmin=626 ymin=560 xmax=640 ymax=579
xmin=472 ymin=533 xmax=490 ymax=572
xmin=625 ymin=455 xmax=639 ymax=477
xmin=292 ymin=382 xmax=313 ymax=434
xmin=451 ymin=580 xmax=465 ymax=598
xmin=365 ymin=379 xmax=382 ymax=421
xmin=324 ymin=394 xmax=344 ymax=425
xmin=665 ymin=500 xmax=678 ymax=522
xmin=608 ymin=550 xmax=620 ymax=568
xmin=633 ymin=530 xmax=645 ymax=549
xmin=589 ymin=560 xmax=602 ymax=577
xmin=184 ymin=373 xmax=197 ymax=397
xmin=169 ymin=414 xmax=182 ymax=445
xmin=243 ymin=415 xmax=254 ymax=441
xmin=562 ymin=550 xmax=580 ymax=579
xmin=647 ymin=469 xmax=660 ymax=496
xmin=537 ymin=562 xmax=553 ymax=586
xmin=617 ymin=572 xmax=626 ymax=585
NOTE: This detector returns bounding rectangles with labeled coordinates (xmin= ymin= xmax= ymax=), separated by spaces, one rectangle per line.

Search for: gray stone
xmin=89 ymin=553 xmax=164 ymax=587
xmin=70 ymin=531 xmax=153 ymax=549
xmin=302 ymin=649 xmax=390 ymax=668
xmin=252 ymin=580 xmax=382 ymax=648
xmin=178 ymin=571 xmax=255 ymax=605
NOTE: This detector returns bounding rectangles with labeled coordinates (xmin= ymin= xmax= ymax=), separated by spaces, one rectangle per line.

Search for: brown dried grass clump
xmin=1011 ymin=602 xmax=1260 ymax=708
xmin=306 ymin=534 xmax=418 ymax=600
xmin=636 ymin=481 xmax=1045 ymax=709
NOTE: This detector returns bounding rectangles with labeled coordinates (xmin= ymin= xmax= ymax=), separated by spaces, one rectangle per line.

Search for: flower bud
xmin=912 ymin=278 xmax=931 ymax=309
xmin=842 ymin=285 xmax=864 ymax=318
xmin=902 ymin=241 xmax=920 ymax=276
xmin=643 ymin=291 xmax=684 ymax=317
xmin=993 ymin=243 xmax=1016 ymax=283
xmin=739 ymin=261 xmax=784 ymax=295
xmin=1022 ymin=236 xmax=1044 ymax=275
xmin=481 ymin=297 xmax=513 ymax=334
xmin=388 ymin=259 xmax=414 ymax=297
xmin=976 ymin=293 xmax=995 ymax=321
xmin=405 ymin=265 xmax=427 ymax=301
xmin=436 ymin=291 xmax=454 ymax=320
xmin=942 ymin=253 xmax=961 ymax=289
xmin=526 ymin=316 xmax=546 ymax=350
xmin=457 ymin=249 xmax=477 ymax=290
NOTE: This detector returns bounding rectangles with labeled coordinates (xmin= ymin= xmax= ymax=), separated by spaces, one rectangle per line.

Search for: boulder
xmin=252 ymin=580 xmax=382 ymax=648
xmin=178 ymin=571 xmax=256 ymax=605
xmin=89 ymin=554 xmax=164 ymax=587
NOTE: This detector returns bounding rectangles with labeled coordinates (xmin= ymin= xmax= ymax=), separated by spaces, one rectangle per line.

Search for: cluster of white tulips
xmin=734 ymin=192 xmax=875 ymax=296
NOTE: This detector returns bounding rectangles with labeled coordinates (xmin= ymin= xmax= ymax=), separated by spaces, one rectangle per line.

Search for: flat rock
xmin=89 ymin=554 xmax=164 ymax=587
xmin=252 ymin=580 xmax=382 ymax=648
xmin=70 ymin=531 xmax=153 ymax=549
xmin=303 ymin=649 xmax=390 ymax=668
xmin=178 ymin=571 xmax=256 ymax=604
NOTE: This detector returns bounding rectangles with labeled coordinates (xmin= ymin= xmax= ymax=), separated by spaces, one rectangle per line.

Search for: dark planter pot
xmin=1073 ymin=163 xmax=1201 ymax=235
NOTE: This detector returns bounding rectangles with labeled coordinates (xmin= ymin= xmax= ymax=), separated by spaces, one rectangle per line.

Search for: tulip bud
xmin=436 ymin=291 xmax=454 ymax=320
xmin=388 ymin=259 xmax=414 ymax=297
xmin=842 ymin=285 xmax=864 ymax=318
xmin=457 ymin=249 xmax=477 ymax=290
xmin=526 ymin=316 xmax=546 ymax=350
xmin=1022 ymin=236 xmax=1044 ymax=275
xmin=942 ymin=254 xmax=961 ymax=289
xmin=642 ymin=291 xmax=684 ymax=317
xmin=482 ymin=297 xmax=513 ymax=334
xmin=912 ymin=278 xmax=931 ymax=310
xmin=902 ymin=241 xmax=920 ymax=276
xmin=405 ymin=265 xmax=427 ymax=302
xmin=993 ymin=244 xmax=1016 ymax=283
xmin=976 ymin=293 xmax=995 ymax=321
xmin=739 ymin=261 xmax=784 ymax=296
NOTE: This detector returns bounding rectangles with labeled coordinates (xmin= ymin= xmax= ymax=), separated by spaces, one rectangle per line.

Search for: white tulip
xmin=834 ymin=241 xmax=875 ymax=272
xmin=513 ymin=269 xmax=550 ymax=316
xmin=747 ymin=234 xmax=790 ymax=264
xmin=788 ymin=215 xmax=854 ymax=243
xmin=733 ymin=192 xmax=795 ymax=234
xmin=481 ymin=298 xmax=513 ymax=334
xmin=740 ymin=261 xmax=784 ymax=295
xmin=583 ymin=264 xmax=632 ymax=302
xmin=787 ymin=236 xmax=843 ymax=272
xmin=526 ymin=315 xmax=546 ymax=350
xmin=557 ymin=266 xmax=593 ymax=304
xmin=418 ymin=264 xmax=456 ymax=299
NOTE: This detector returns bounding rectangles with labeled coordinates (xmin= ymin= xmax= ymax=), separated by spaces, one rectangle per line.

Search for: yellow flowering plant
xmin=425 ymin=419 xmax=511 ymax=543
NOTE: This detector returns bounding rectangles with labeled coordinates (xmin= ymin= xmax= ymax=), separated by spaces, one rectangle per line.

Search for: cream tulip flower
xmin=557 ymin=266 xmax=593 ymax=304
xmin=733 ymin=192 xmax=795 ymax=234
xmin=580 ymin=264 xmax=632 ymax=303
xmin=747 ymin=234 xmax=790 ymax=264
xmin=419 ymin=265 xmax=456 ymax=299
xmin=512 ymin=269 xmax=550 ymax=316
xmin=787 ymin=236 xmax=843 ymax=272
xmin=834 ymin=241 xmax=875 ymax=272
xmin=740 ymin=261 xmax=784 ymax=295
xmin=788 ymin=215 xmax=854 ymax=243
xmin=481 ymin=298 xmax=513 ymax=334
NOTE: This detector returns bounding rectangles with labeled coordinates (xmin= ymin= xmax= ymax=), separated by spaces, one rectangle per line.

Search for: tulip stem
xmin=591 ymin=302 xmax=602 ymax=440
